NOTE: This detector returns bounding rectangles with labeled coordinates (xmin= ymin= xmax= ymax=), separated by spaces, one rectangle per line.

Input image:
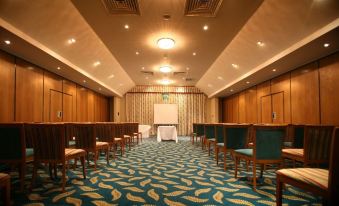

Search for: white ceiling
xmin=0 ymin=0 xmax=338 ymax=97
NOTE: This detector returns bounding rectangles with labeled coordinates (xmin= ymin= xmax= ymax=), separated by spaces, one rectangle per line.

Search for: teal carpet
xmin=5 ymin=137 xmax=321 ymax=206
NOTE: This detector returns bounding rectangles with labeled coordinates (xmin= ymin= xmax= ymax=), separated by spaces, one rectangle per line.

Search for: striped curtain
xmin=125 ymin=86 xmax=206 ymax=136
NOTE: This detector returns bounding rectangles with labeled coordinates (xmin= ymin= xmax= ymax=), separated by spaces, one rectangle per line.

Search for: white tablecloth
xmin=157 ymin=126 xmax=178 ymax=143
xmin=139 ymin=125 xmax=151 ymax=138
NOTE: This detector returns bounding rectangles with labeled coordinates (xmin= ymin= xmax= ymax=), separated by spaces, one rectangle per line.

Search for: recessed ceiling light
xmin=207 ymin=84 xmax=213 ymax=88
xmin=93 ymin=61 xmax=101 ymax=67
xmin=186 ymin=67 xmax=190 ymax=71
xmin=57 ymin=67 xmax=61 ymax=70
xmin=182 ymin=77 xmax=185 ymax=80
xmin=119 ymin=83 xmax=123 ymax=86
xmin=203 ymin=25 xmax=208 ymax=30
xmin=246 ymin=81 xmax=250 ymax=84
xmin=124 ymin=24 xmax=129 ymax=29
xmin=157 ymin=38 xmax=175 ymax=50
xmin=257 ymin=41 xmax=265 ymax=47
xmin=232 ymin=64 xmax=239 ymax=68
xmin=108 ymin=74 xmax=115 ymax=79
xmin=159 ymin=65 xmax=172 ymax=73
xmin=230 ymin=89 xmax=234 ymax=92
xmin=159 ymin=79 xmax=172 ymax=85
xmin=68 ymin=38 xmax=76 ymax=44
xmin=145 ymin=76 xmax=149 ymax=79
xmin=272 ymin=69 xmax=277 ymax=72
xmin=83 ymin=80 xmax=86 ymax=83
xmin=135 ymin=51 xmax=139 ymax=55
xmin=193 ymin=52 xmax=196 ymax=56
xmin=4 ymin=40 xmax=11 ymax=45
xmin=323 ymin=43 xmax=330 ymax=48
xmin=99 ymin=88 xmax=102 ymax=91
xmin=217 ymin=76 xmax=223 ymax=80
xmin=141 ymin=67 xmax=145 ymax=70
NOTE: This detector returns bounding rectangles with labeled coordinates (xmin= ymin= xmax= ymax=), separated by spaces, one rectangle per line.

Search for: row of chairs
xmin=191 ymin=123 xmax=338 ymax=205
xmin=0 ymin=122 xmax=141 ymax=194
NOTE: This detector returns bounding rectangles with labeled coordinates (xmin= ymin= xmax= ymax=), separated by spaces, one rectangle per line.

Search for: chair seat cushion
xmin=69 ymin=140 xmax=76 ymax=146
xmin=26 ymin=148 xmax=34 ymax=157
xmin=283 ymin=141 xmax=293 ymax=148
xmin=235 ymin=149 xmax=253 ymax=157
xmin=65 ymin=148 xmax=85 ymax=157
xmin=115 ymin=138 xmax=123 ymax=141
xmin=216 ymin=143 xmax=224 ymax=147
xmin=277 ymin=168 xmax=328 ymax=190
xmin=248 ymin=142 xmax=254 ymax=147
xmin=206 ymin=138 xmax=216 ymax=142
xmin=96 ymin=142 xmax=109 ymax=147
xmin=282 ymin=148 xmax=304 ymax=158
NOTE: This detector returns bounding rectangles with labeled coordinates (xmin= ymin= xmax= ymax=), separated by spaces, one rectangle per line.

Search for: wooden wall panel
xmin=222 ymin=98 xmax=228 ymax=122
xmin=319 ymin=53 xmax=339 ymax=125
xmin=43 ymin=71 xmax=63 ymax=121
xmin=231 ymin=95 xmax=239 ymax=123
xmin=63 ymin=80 xmax=77 ymax=121
xmin=15 ymin=59 xmax=44 ymax=122
xmin=245 ymin=87 xmax=257 ymax=123
xmin=271 ymin=73 xmax=291 ymax=123
xmin=87 ymin=90 xmax=95 ymax=122
xmin=256 ymin=81 xmax=270 ymax=123
xmin=291 ymin=62 xmax=320 ymax=124
xmin=95 ymin=94 xmax=109 ymax=122
xmin=76 ymin=86 xmax=88 ymax=122
xmin=0 ymin=51 xmax=15 ymax=122
xmin=238 ymin=91 xmax=246 ymax=123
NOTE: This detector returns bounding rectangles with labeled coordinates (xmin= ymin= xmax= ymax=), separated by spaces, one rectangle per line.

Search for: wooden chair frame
xmin=0 ymin=173 xmax=10 ymax=206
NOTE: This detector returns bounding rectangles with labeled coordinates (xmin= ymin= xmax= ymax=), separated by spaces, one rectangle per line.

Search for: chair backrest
xmin=293 ymin=124 xmax=305 ymax=148
xmin=95 ymin=123 xmax=112 ymax=143
xmin=64 ymin=123 xmax=77 ymax=147
xmin=26 ymin=123 xmax=65 ymax=162
xmin=204 ymin=124 xmax=216 ymax=139
xmin=329 ymin=127 xmax=339 ymax=205
xmin=304 ymin=125 xmax=334 ymax=164
xmin=192 ymin=123 xmax=198 ymax=134
xmin=253 ymin=125 xmax=286 ymax=160
xmin=196 ymin=124 xmax=205 ymax=136
xmin=73 ymin=123 xmax=96 ymax=151
xmin=0 ymin=123 xmax=25 ymax=162
xmin=224 ymin=124 xmax=251 ymax=150
xmin=216 ymin=124 xmax=224 ymax=143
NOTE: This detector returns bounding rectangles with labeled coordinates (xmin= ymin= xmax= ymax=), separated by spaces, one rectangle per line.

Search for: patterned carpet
xmin=6 ymin=137 xmax=321 ymax=206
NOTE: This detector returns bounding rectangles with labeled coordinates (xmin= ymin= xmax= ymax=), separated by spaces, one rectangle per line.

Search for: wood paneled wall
xmin=0 ymin=50 xmax=109 ymax=122
xmin=222 ymin=52 xmax=339 ymax=125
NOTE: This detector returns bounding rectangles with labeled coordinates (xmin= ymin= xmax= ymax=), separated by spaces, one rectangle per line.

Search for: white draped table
xmin=157 ymin=126 xmax=178 ymax=143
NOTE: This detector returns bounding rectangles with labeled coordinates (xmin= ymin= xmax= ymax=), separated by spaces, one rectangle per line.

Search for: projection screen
xmin=153 ymin=104 xmax=178 ymax=124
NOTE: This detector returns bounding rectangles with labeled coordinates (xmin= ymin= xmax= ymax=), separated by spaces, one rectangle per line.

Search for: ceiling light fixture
xmin=93 ymin=61 xmax=101 ymax=67
xmin=83 ymin=80 xmax=86 ymax=83
xmin=203 ymin=25 xmax=208 ymax=30
xmin=159 ymin=65 xmax=172 ymax=73
xmin=257 ymin=41 xmax=265 ymax=47
xmin=135 ymin=51 xmax=139 ymax=55
xmin=207 ymin=84 xmax=213 ymax=88
xmin=108 ymin=74 xmax=115 ymax=79
xmin=141 ymin=67 xmax=145 ymax=70
xmin=186 ymin=67 xmax=190 ymax=71
xmin=119 ymin=83 xmax=123 ymax=86
xmin=99 ymin=88 xmax=102 ymax=91
xmin=246 ymin=81 xmax=250 ymax=84
xmin=57 ymin=67 xmax=61 ymax=70
xmin=157 ymin=38 xmax=175 ymax=50
xmin=323 ymin=43 xmax=330 ymax=48
xmin=4 ymin=40 xmax=11 ymax=45
xmin=232 ymin=64 xmax=239 ymax=68
xmin=124 ymin=24 xmax=129 ymax=29
xmin=159 ymin=79 xmax=172 ymax=85
xmin=230 ymin=89 xmax=234 ymax=92
xmin=272 ymin=69 xmax=277 ymax=72
xmin=193 ymin=52 xmax=196 ymax=56
xmin=68 ymin=38 xmax=76 ymax=44
xmin=217 ymin=76 xmax=223 ymax=80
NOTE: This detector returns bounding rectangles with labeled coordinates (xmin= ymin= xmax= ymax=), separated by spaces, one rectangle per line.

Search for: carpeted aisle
xmin=9 ymin=137 xmax=320 ymax=206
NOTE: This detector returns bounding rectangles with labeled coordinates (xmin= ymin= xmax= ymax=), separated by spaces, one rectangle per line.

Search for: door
xmin=272 ymin=92 xmax=284 ymax=123
xmin=50 ymin=90 xmax=62 ymax=122
xmin=63 ymin=94 xmax=73 ymax=122
xmin=261 ymin=95 xmax=272 ymax=123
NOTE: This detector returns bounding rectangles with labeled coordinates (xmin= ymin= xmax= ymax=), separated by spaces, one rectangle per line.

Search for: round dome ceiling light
xmin=157 ymin=38 xmax=175 ymax=50
xmin=159 ymin=65 xmax=172 ymax=73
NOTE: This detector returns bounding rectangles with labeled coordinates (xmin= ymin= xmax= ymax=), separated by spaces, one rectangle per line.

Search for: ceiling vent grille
xmin=141 ymin=71 xmax=154 ymax=76
xmin=184 ymin=0 xmax=223 ymax=17
xmin=101 ymin=0 xmax=140 ymax=15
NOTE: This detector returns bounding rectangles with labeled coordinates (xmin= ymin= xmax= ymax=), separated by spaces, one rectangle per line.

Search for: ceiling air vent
xmin=141 ymin=71 xmax=154 ymax=76
xmin=101 ymin=0 xmax=140 ymax=15
xmin=173 ymin=72 xmax=187 ymax=76
xmin=184 ymin=0 xmax=223 ymax=17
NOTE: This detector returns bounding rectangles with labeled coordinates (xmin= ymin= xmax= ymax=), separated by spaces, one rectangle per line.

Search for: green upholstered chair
xmin=0 ymin=123 xmax=33 ymax=191
xmin=110 ymin=123 xmax=125 ymax=157
xmin=284 ymin=124 xmax=304 ymax=148
xmin=216 ymin=124 xmax=251 ymax=171
xmin=276 ymin=127 xmax=338 ymax=206
xmin=27 ymin=123 xmax=86 ymax=192
xmin=282 ymin=125 xmax=334 ymax=167
xmin=195 ymin=123 xmax=205 ymax=148
xmin=234 ymin=125 xmax=287 ymax=190
xmin=204 ymin=124 xmax=216 ymax=156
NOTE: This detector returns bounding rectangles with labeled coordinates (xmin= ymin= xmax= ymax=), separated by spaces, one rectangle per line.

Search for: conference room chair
xmin=216 ymin=124 xmax=251 ymax=171
xmin=120 ymin=123 xmax=132 ymax=151
xmin=191 ymin=123 xmax=201 ymax=145
xmin=234 ymin=124 xmax=287 ymax=190
xmin=72 ymin=123 xmax=109 ymax=170
xmin=204 ymin=124 xmax=216 ymax=156
xmin=282 ymin=125 xmax=334 ymax=167
xmin=27 ymin=123 xmax=86 ymax=192
xmin=276 ymin=127 xmax=338 ymax=206
xmin=110 ymin=123 xmax=125 ymax=157
xmin=284 ymin=124 xmax=304 ymax=148
xmin=0 ymin=123 xmax=33 ymax=191
xmin=130 ymin=122 xmax=142 ymax=144
xmin=0 ymin=173 xmax=10 ymax=206
xmin=64 ymin=122 xmax=77 ymax=148
xmin=195 ymin=123 xmax=205 ymax=147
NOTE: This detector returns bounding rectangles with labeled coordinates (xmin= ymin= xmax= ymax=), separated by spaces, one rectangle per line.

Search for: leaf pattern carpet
xmin=6 ymin=137 xmax=321 ymax=206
